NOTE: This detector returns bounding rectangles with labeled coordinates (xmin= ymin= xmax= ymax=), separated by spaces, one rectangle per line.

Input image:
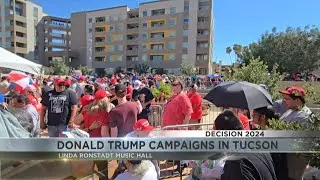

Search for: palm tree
xmin=226 ymin=47 xmax=232 ymax=64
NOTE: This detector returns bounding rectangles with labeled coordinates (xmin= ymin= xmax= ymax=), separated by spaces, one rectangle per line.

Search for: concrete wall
xmin=71 ymin=12 xmax=87 ymax=67
xmin=25 ymin=1 xmax=45 ymax=62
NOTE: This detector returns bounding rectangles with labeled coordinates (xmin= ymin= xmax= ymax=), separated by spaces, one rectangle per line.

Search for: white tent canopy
xmin=0 ymin=47 xmax=43 ymax=75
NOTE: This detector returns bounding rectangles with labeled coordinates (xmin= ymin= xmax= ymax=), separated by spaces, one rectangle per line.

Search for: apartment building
xmin=0 ymin=0 xmax=46 ymax=62
xmin=71 ymin=0 xmax=213 ymax=74
xmin=36 ymin=16 xmax=76 ymax=66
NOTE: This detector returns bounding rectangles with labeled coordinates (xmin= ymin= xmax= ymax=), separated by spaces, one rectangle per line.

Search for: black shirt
xmin=41 ymin=89 xmax=77 ymax=126
xmin=135 ymin=87 xmax=154 ymax=119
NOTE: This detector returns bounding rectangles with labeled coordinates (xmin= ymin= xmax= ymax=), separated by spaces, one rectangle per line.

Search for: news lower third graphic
xmin=0 ymin=131 xmax=319 ymax=160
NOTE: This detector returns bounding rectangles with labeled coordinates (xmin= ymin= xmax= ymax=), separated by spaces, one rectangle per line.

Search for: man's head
xmin=114 ymin=84 xmax=127 ymax=98
xmin=133 ymin=80 xmax=142 ymax=90
xmin=214 ymin=110 xmax=244 ymax=130
xmin=279 ymin=86 xmax=306 ymax=110
xmin=11 ymin=94 xmax=29 ymax=109
xmin=133 ymin=119 xmax=154 ymax=137
xmin=54 ymin=78 xmax=66 ymax=92
xmin=171 ymin=80 xmax=183 ymax=95
xmin=188 ymin=84 xmax=198 ymax=94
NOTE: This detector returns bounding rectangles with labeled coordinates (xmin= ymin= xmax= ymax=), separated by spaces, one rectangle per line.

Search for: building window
xmin=109 ymin=45 xmax=114 ymax=52
xmin=89 ymin=18 xmax=92 ymax=23
xmin=117 ymin=45 xmax=123 ymax=51
xmin=151 ymin=55 xmax=164 ymax=61
xmin=184 ymin=18 xmax=189 ymax=25
xmin=118 ymin=34 xmax=123 ymax=41
xmin=169 ymin=54 xmax=175 ymax=60
xmin=110 ymin=25 xmax=114 ymax=32
xmin=143 ymin=22 xmax=148 ymax=28
xmin=199 ymin=6 xmax=209 ymax=11
xmin=109 ymin=56 xmax=113 ymax=61
xmin=118 ymin=15 xmax=123 ymax=20
xmin=110 ymin=16 xmax=114 ymax=21
xmin=183 ymin=30 xmax=188 ymax=36
xmin=108 ymin=35 xmax=113 ymax=42
xmin=170 ymin=7 xmax=176 ymax=14
xmin=5 ymin=41 xmax=11 ymax=48
xmin=168 ymin=19 xmax=176 ymax=26
xmin=88 ymin=28 xmax=92 ymax=33
xmin=142 ymin=33 xmax=147 ymax=40
xmin=143 ymin=11 xmax=148 ymax=17
xmin=182 ymin=54 xmax=188 ymax=61
xmin=141 ymin=44 xmax=147 ymax=49
xmin=142 ymin=54 xmax=147 ymax=61
xmin=168 ymin=42 xmax=175 ymax=50
xmin=5 ymin=31 xmax=11 ymax=37
xmin=117 ymin=24 xmax=123 ymax=31
xmin=105 ymin=16 xmax=109 ymax=22
xmin=118 ymin=55 xmax=123 ymax=61
xmin=169 ymin=31 xmax=175 ymax=37
xmin=182 ymin=42 xmax=188 ymax=49
xmin=184 ymin=5 xmax=189 ymax=12
xmin=197 ymin=54 xmax=209 ymax=61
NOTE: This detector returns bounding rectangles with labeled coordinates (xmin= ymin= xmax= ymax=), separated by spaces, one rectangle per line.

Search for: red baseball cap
xmin=279 ymin=86 xmax=305 ymax=97
xmin=133 ymin=119 xmax=154 ymax=132
xmin=79 ymin=76 xmax=86 ymax=81
xmin=80 ymin=95 xmax=94 ymax=106
xmin=54 ymin=78 xmax=65 ymax=85
xmin=94 ymin=90 xmax=112 ymax=100
xmin=65 ymin=80 xmax=72 ymax=87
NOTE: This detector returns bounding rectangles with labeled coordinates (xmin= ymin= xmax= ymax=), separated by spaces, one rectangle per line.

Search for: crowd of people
xmin=0 ymin=72 xmax=318 ymax=180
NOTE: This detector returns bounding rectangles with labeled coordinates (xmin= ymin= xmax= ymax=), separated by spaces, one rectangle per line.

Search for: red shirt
xmin=82 ymin=110 xmax=109 ymax=137
xmin=189 ymin=92 xmax=202 ymax=120
xmin=162 ymin=93 xmax=193 ymax=128
xmin=238 ymin=113 xmax=250 ymax=130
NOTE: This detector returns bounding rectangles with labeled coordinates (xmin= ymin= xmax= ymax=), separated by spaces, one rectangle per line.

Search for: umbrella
xmin=204 ymin=81 xmax=273 ymax=110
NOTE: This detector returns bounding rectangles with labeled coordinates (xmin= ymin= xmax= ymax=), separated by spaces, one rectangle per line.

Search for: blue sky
xmin=32 ymin=0 xmax=320 ymax=65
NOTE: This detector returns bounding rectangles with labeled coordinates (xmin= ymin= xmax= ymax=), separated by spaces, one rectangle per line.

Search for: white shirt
xmin=115 ymin=161 xmax=158 ymax=180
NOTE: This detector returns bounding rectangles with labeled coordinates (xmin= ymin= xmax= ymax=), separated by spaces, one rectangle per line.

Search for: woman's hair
xmin=254 ymin=107 xmax=279 ymax=120
xmin=214 ymin=110 xmax=244 ymax=130
xmin=84 ymin=85 xmax=94 ymax=95
xmin=87 ymin=97 xmax=114 ymax=113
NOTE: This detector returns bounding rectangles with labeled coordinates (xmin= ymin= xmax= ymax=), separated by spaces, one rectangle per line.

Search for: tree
xmin=134 ymin=64 xmax=150 ymax=75
xmin=51 ymin=60 xmax=69 ymax=75
xmin=40 ymin=66 xmax=54 ymax=75
xmin=228 ymin=58 xmax=282 ymax=98
xmin=78 ymin=65 xmax=92 ymax=75
xmin=229 ymin=26 xmax=320 ymax=74
xmin=180 ymin=63 xmax=196 ymax=76
xmin=226 ymin=47 xmax=232 ymax=64
xmin=154 ymin=68 xmax=167 ymax=75
xmin=114 ymin=66 xmax=124 ymax=74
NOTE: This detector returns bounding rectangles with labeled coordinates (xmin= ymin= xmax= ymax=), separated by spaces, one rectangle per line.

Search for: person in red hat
xmin=126 ymin=119 xmax=154 ymax=137
xmin=74 ymin=90 xmax=113 ymax=179
xmin=278 ymin=86 xmax=314 ymax=124
xmin=40 ymin=78 xmax=78 ymax=137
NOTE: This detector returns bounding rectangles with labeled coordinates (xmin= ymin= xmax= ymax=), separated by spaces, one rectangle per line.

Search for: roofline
xmin=42 ymin=16 xmax=70 ymax=21
xmin=27 ymin=0 xmax=42 ymax=7
xmin=71 ymin=5 xmax=128 ymax=15
xmin=140 ymin=0 xmax=163 ymax=5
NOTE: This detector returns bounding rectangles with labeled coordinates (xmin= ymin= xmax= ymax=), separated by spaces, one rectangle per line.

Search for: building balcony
xmin=14 ymin=25 xmax=27 ymax=33
xmin=197 ymin=34 xmax=210 ymax=41
xmin=14 ymin=36 xmax=27 ymax=44
xmin=14 ymin=15 xmax=26 ymax=23
xmin=126 ymin=17 xmax=139 ymax=23
xmin=196 ymin=47 xmax=210 ymax=54
xmin=94 ymin=41 xmax=106 ymax=46
xmin=49 ymin=33 xmax=67 ymax=38
xmin=49 ymin=42 xmax=67 ymax=47
xmin=197 ymin=22 xmax=210 ymax=29
xmin=126 ymin=28 xmax=139 ymax=34
xmin=94 ymin=31 xmax=106 ymax=36
xmin=93 ymin=51 xmax=106 ymax=57
xmin=126 ymin=38 xmax=139 ymax=44
xmin=15 ymin=47 xmax=27 ymax=54
xmin=49 ymin=23 xmax=69 ymax=29
xmin=126 ymin=49 xmax=139 ymax=55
